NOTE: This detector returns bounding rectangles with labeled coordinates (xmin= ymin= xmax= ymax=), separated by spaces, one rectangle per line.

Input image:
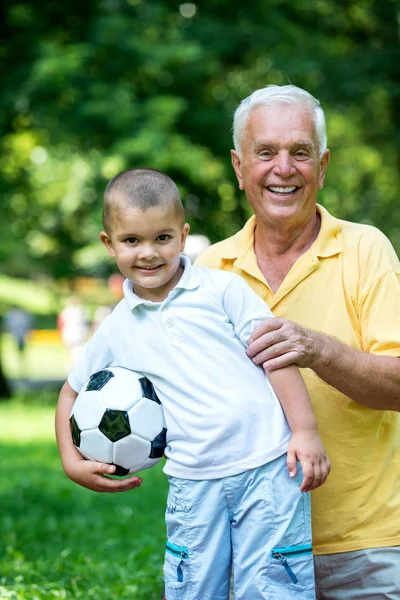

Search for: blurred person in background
xmin=91 ymin=273 xmax=125 ymax=333
xmin=58 ymin=296 xmax=89 ymax=371
xmin=196 ymin=84 xmax=400 ymax=600
xmin=4 ymin=305 xmax=33 ymax=365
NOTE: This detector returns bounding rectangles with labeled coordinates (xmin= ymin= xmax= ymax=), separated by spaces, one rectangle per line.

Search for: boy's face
xmin=100 ymin=204 xmax=190 ymax=302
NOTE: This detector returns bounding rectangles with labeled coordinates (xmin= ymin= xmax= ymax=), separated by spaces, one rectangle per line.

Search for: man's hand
xmin=247 ymin=317 xmax=323 ymax=371
xmin=287 ymin=430 xmax=331 ymax=492
xmin=64 ymin=456 xmax=143 ymax=493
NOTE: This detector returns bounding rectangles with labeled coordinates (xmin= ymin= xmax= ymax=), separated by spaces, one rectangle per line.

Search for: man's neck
xmin=254 ymin=211 xmax=320 ymax=258
xmin=254 ymin=211 xmax=321 ymax=293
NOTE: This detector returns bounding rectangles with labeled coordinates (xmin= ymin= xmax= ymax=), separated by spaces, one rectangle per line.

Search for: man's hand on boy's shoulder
xmin=64 ymin=457 xmax=143 ymax=493
xmin=287 ymin=430 xmax=331 ymax=493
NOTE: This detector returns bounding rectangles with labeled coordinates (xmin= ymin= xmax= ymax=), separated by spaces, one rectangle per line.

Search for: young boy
xmin=55 ymin=168 xmax=330 ymax=600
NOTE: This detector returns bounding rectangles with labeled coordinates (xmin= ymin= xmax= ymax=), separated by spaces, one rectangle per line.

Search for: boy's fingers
xmin=320 ymin=457 xmax=331 ymax=484
xmin=299 ymin=459 xmax=314 ymax=492
xmin=300 ymin=475 xmax=313 ymax=492
xmin=309 ymin=463 xmax=322 ymax=490
xmin=301 ymin=455 xmax=332 ymax=492
xmin=82 ymin=461 xmax=143 ymax=492
xmin=102 ymin=463 xmax=116 ymax=474
xmin=325 ymin=456 xmax=332 ymax=476
xmin=101 ymin=476 xmax=143 ymax=492
xmin=89 ymin=461 xmax=115 ymax=475
xmin=286 ymin=451 xmax=297 ymax=478
xmin=94 ymin=473 xmax=143 ymax=493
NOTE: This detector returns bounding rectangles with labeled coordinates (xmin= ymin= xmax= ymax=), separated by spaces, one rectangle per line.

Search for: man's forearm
xmin=311 ymin=332 xmax=400 ymax=411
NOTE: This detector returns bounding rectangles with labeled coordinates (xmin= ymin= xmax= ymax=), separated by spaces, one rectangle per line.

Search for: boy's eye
xmin=157 ymin=234 xmax=171 ymax=242
xmin=125 ymin=237 xmax=138 ymax=244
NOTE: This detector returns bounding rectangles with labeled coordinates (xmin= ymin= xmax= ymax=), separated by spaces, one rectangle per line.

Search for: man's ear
xmin=100 ymin=231 xmax=116 ymax=257
xmin=180 ymin=223 xmax=190 ymax=252
xmin=231 ymin=150 xmax=244 ymax=190
xmin=318 ymin=149 xmax=330 ymax=190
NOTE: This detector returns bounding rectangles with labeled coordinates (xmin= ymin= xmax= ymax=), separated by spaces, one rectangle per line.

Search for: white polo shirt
xmin=69 ymin=256 xmax=291 ymax=480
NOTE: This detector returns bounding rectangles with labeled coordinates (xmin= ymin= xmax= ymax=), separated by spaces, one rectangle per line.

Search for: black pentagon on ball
xmin=113 ymin=463 xmax=130 ymax=476
xmin=139 ymin=377 xmax=161 ymax=404
xmin=70 ymin=415 xmax=81 ymax=446
xmin=86 ymin=369 xmax=114 ymax=391
xmin=99 ymin=409 xmax=131 ymax=442
xmin=150 ymin=427 xmax=167 ymax=459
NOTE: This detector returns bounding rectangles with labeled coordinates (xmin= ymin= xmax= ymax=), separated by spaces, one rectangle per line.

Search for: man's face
xmin=231 ymin=104 xmax=330 ymax=229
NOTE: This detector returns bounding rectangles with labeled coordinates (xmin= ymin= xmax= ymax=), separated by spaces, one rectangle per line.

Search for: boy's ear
xmin=100 ymin=231 xmax=116 ymax=257
xmin=180 ymin=223 xmax=190 ymax=252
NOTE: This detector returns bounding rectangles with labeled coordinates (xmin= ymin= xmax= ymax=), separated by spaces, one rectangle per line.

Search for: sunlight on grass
xmin=0 ymin=401 xmax=56 ymax=442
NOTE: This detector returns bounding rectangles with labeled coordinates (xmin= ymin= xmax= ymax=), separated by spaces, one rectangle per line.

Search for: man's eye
xmin=294 ymin=150 xmax=308 ymax=159
xmin=158 ymin=234 xmax=171 ymax=242
xmin=260 ymin=150 xmax=272 ymax=158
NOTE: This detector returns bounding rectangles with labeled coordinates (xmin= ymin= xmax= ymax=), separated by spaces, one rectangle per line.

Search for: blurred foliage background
xmin=1 ymin=0 xmax=399 ymax=286
xmin=0 ymin=0 xmax=398 ymax=391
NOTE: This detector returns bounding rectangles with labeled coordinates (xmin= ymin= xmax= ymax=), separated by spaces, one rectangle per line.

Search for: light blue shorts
xmin=164 ymin=453 xmax=316 ymax=599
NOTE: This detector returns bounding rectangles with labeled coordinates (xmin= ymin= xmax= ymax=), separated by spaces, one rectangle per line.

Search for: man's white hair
xmin=233 ymin=84 xmax=327 ymax=158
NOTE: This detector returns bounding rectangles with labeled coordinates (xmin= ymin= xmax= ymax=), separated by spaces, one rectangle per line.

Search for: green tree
xmin=0 ymin=0 xmax=399 ymax=282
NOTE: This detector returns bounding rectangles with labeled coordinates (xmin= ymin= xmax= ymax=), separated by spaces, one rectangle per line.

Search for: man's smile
xmin=266 ymin=185 xmax=298 ymax=195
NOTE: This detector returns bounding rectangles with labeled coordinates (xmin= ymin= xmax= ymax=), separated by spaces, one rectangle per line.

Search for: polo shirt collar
xmin=313 ymin=204 xmax=342 ymax=258
xmin=220 ymin=204 xmax=342 ymax=265
xmin=123 ymin=254 xmax=200 ymax=310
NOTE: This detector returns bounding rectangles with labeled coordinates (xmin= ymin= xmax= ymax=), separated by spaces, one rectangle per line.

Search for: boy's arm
xmin=267 ymin=365 xmax=331 ymax=492
xmin=55 ymin=380 xmax=143 ymax=492
xmin=221 ymin=275 xmax=330 ymax=490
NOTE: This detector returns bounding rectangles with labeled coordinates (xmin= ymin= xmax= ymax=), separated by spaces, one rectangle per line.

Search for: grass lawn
xmin=0 ymin=396 xmax=168 ymax=599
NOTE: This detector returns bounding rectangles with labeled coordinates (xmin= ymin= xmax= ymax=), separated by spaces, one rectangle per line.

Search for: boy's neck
xmin=132 ymin=263 xmax=185 ymax=303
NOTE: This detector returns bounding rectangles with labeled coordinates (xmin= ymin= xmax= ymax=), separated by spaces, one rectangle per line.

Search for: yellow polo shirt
xmin=195 ymin=204 xmax=400 ymax=554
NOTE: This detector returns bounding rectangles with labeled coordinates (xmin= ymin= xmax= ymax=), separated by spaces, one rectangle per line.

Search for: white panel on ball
xmin=72 ymin=391 xmax=106 ymax=430
xmin=80 ymin=429 xmax=113 ymax=463
xmin=99 ymin=367 xmax=143 ymax=410
xmin=128 ymin=399 xmax=165 ymax=440
xmin=130 ymin=457 xmax=161 ymax=474
xmin=113 ymin=434 xmax=151 ymax=470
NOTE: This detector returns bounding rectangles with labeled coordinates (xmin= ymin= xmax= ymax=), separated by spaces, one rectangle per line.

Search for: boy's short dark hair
xmin=103 ymin=168 xmax=185 ymax=233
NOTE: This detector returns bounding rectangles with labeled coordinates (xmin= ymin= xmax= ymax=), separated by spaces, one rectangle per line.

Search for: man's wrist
xmin=307 ymin=330 xmax=332 ymax=371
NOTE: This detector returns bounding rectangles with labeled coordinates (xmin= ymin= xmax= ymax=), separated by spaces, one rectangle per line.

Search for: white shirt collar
xmin=123 ymin=254 xmax=201 ymax=311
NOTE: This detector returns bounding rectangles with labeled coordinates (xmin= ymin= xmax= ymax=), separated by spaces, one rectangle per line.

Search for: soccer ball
xmin=69 ymin=367 xmax=167 ymax=475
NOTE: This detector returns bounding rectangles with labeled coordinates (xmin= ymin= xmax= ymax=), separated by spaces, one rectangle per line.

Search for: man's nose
xmin=273 ymin=152 xmax=294 ymax=177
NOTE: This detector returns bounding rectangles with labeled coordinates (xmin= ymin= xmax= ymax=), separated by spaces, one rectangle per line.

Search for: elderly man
xmin=196 ymin=84 xmax=400 ymax=599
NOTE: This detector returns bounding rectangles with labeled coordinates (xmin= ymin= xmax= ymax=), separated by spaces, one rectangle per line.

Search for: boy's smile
xmin=100 ymin=204 xmax=190 ymax=302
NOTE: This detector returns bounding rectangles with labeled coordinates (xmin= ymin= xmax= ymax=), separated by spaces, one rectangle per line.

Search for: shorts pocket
xmin=269 ymin=543 xmax=314 ymax=588
xmin=164 ymin=541 xmax=190 ymax=585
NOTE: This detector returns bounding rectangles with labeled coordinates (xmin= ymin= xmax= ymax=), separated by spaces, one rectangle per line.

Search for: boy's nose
xmin=138 ymin=244 xmax=158 ymax=260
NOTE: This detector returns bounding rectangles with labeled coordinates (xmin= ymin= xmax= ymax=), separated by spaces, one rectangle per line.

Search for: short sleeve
xmin=222 ymin=275 xmax=274 ymax=348
xmin=68 ymin=328 xmax=114 ymax=393
xmin=360 ymin=269 xmax=400 ymax=356
xmin=354 ymin=230 xmax=400 ymax=356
